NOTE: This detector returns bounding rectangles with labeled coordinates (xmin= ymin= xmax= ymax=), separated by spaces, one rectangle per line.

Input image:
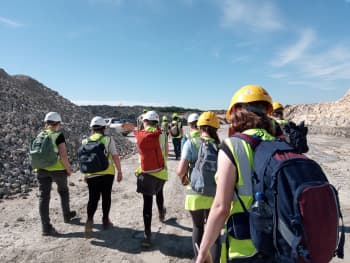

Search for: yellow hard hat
xmin=272 ymin=101 xmax=284 ymax=111
xmin=226 ymin=84 xmax=273 ymax=121
xmin=172 ymin=113 xmax=178 ymax=118
xmin=197 ymin=111 xmax=220 ymax=129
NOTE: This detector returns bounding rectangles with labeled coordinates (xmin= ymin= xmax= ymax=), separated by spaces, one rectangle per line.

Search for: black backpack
xmin=232 ymin=134 xmax=344 ymax=263
xmin=78 ymin=136 xmax=109 ymax=173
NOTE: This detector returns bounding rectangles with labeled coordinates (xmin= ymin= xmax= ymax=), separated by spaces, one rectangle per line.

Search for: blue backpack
xmin=233 ymin=134 xmax=345 ymax=263
xmin=78 ymin=136 xmax=109 ymax=174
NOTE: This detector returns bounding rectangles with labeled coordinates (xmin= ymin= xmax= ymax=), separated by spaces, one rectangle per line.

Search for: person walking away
xmin=181 ymin=113 xmax=200 ymax=148
xmin=161 ymin=115 xmax=169 ymax=136
xmin=34 ymin=112 xmax=76 ymax=236
xmin=272 ymin=102 xmax=288 ymax=126
xmin=271 ymin=101 xmax=288 ymax=136
xmin=134 ymin=110 xmax=168 ymax=248
xmin=176 ymin=111 xmax=221 ymax=262
xmin=82 ymin=116 xmax=123 ymax=238
xmin=170 ymin=112 xmax=183 ymax=160
xmin=196 ymin=85 xmax=276 ymax=263
xmin=137 ymin=109 xmax=148 ymax=130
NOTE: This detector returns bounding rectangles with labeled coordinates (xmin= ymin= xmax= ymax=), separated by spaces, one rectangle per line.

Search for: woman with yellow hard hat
xmin=272 ymin=101 xmax=288 ymax=127
xmin=177 ymin=111 xmax=221 ymax=262
xmin=196 ymin=85 xmax=276 ymax=263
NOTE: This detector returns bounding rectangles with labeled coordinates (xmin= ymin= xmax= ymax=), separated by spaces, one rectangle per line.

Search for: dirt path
xmin=0 ymin=126 xmax=349 ymax=263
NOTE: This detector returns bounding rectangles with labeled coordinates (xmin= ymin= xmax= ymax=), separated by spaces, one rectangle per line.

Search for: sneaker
xmin=159 ymin=208 xmax=166 ymax=222
xmin=85 ymin=219 xmax=93 ymax=239
xmin=64 ymin=211 xmax=77 ymax=223
xmin=141 ymin=234 xmax=152 ymax=248
xmin=102 ymin=218 xmax=114 ymax=230
xmin=42 ymin=224 xmax=58 ymax=236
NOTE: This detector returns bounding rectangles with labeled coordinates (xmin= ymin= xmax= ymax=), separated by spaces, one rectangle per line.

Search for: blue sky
xmin=1 ymin=0 xmax=350 ymax=110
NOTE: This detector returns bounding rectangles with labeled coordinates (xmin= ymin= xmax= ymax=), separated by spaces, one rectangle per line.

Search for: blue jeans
xmin=172 ymin=137 xmax=182 ymax=159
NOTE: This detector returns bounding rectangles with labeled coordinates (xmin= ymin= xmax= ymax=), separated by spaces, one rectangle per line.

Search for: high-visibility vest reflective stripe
xmin=222 ymin=128 xmax=275 ymax=261
xmin=185 ymin=136 xmax=216 ymax=210
xmin=84 ymin=133 xmax=115 ymax=177
xmin=276 ymin=119 xmax=288 ymax=125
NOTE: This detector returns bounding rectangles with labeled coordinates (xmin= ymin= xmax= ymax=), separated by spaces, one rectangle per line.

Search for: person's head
xmin=226 ymin=84 xmax=274 ymax=134
xmin=197 ymin=111 xmax=221 ymax=145
xmin=162 ymin=115 xmax=168 ymax=122
xmin=143 ymin=110 xmax=159 ymax=127
xmin=44 ymin=112 xmax=62 ymax=131
xmin=272 ymin=101 xmax=284 ymax=119
xmin=90 ymin=116 xmax=106 ymax=134
xmin=172 ymin=112 xmax=179 ymax=120
xmin=143 ymin=109 xmax=148 ymax=114
xmin=187 ymin=113 xmax=199 ymax=130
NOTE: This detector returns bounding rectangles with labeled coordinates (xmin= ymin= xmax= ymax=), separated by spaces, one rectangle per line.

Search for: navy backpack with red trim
xmin=236 ymin=134 xmax=345 ymax=263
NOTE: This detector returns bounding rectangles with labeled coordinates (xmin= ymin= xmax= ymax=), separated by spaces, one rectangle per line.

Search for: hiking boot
xmin=102 ymin=218 xmax=114 ymax=230
xmin=64 ymin=211 xmax=77 ymax=223
xmin=141 ymin=234 xmax=152 ymax=248
xmin=42 ymin=224 xmax=58 ymax=236
xmin=85 ymin=219 xmax=93 ymax=239
xmin=159 ymin=208 xmax=166 ymax=222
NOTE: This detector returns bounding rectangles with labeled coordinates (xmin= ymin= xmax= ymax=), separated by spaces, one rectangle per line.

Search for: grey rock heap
xmin=0 ymin=68 xmax=135 ymax=199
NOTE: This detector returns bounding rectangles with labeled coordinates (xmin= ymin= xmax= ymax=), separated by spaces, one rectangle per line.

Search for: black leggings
xmin=143 ymin=187 xmax=164 ymax=236
xmin=190 ymin=209 xmax=221 ymax=263
xmin=86 ymin=175 xmax=114 ymax=221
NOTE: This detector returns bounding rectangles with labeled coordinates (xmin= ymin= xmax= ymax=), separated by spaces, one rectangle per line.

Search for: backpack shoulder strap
xmin=232 ymin=133 xmax=260 ymax=150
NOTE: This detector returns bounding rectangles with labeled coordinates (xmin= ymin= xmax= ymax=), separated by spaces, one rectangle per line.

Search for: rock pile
xmin=0 ymin=68 xmax=135 ymax=199
xmin=285 ymin=89 xmax=350 ymax=137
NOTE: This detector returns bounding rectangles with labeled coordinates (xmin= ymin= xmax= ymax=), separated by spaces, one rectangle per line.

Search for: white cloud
xmin=0 ymin=16 xmax=23 ymax=28
xmin=272 ymin=33 xmax=350 ymax=82
xmin=220 ymin=0 xmax=283 ymax=32
xmin=300 ymin=45 xmax=350 ymax=80
xmin=272 ymin=28 xmax=315 ymax=67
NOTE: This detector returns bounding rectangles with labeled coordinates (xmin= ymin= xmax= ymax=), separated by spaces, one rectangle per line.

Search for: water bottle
xmin=250 ymin=192 xmax=273 ymax=234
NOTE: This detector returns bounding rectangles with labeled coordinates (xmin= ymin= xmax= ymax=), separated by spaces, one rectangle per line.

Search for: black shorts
xmin=137 ymin=173 xmax=165 ymax=196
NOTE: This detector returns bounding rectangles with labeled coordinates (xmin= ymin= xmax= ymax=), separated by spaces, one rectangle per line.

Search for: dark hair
xmin=46 ymin=121 xmax=60 ymax=126
xmin=189 ymin=121 xmax=198 ymax=129
xmin=230 ymin=102 xmax=274 ymax=135
xmin=91 ymin=126 xmax=105 ymax=134
xmin=200 ymin=125 xmax=220 ymax=145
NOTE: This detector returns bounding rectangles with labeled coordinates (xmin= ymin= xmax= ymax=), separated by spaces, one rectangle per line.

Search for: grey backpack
xmin=190 ymin=140 xmax=219 ymax=196
xmin=29 ymin=131 xmax=57 ymax=169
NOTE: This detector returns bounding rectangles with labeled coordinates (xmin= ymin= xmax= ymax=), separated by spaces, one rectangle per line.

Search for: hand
xmin=66 ymin=169 xmax=72 ymax=177
xmin=117 ymin=171 xmax=123 ymax=182
xmin=181 ymin=175 xmax=190 ymax=186
xmin=196 ymin=252 xmax=213 ymax=263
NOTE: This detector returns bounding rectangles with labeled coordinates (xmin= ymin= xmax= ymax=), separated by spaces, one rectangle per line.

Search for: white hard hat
xmin=187 ymin=113 xmax=199 ymax=123
xmin=143 ymin=110 xmax=159 ymax=122
xmin=44 ymin=112 xmax=62 ymax=122
xmin=90 ymin=116 xmax=107 ymax=127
